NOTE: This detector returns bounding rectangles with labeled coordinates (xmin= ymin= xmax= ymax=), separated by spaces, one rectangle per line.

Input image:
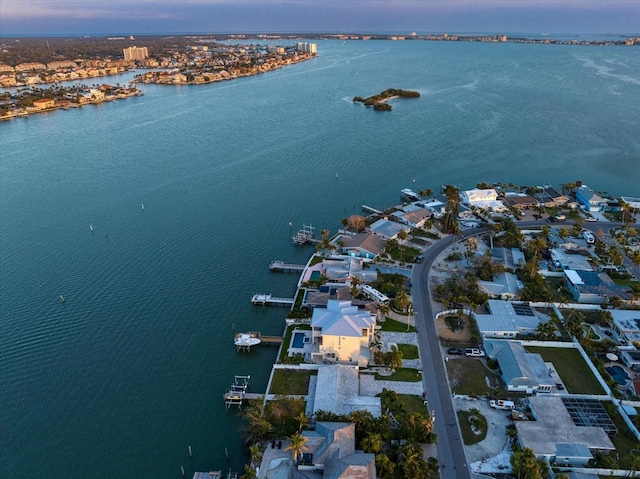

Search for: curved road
xmin=412 ymin=229 xmax=481 ymax=478
xmin=410 ymin=218 xmax=638 ymax=476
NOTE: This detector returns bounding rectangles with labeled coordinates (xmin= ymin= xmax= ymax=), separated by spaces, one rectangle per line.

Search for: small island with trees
xmin=353 ymin=88 xmax=420 ymax=111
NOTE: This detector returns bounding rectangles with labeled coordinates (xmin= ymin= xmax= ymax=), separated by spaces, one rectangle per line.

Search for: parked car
xmin=605 ymin=330 xmax=613 ymax=336
xmin=465 ymin=348 xmax=485 ymax=357
xmin=585 ymin=217 xmax=598 ymax=222
xmin=447 ymin=348 xmax=463 ymax=355
xmin=415 ymin=255 xmax=424 ymax=264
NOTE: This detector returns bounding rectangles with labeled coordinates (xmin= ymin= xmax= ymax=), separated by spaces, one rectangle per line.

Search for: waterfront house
xmin=475 ymin=300 xmax=546 ymax=338
xmin=534 ymin=186 xmax=569 ymax=208
xmin=461 ymin=188 xmax=506 ymax=212
xmin=483 ymin=339 xmax=554 ymax=393
xmin=311 ymin=365 xmax=381 ymax=417
xmin=310 ymin=300 xmax=377 ymax=366
xmin=33 ymin=98 xmax=55 ymax=110
xmin=461 ymin=188 xmax=498 ymax=204
xmin=367 ymin=218 xmax=410 ymax=240
xmin=339 ymin=232 xmax=386 ymax=259
xmin=564 ymin=270 xmax=633 ymax=304
xmin=575 ymin=187 xmax=606 ymax=212
xmin=503 ymin=192 xmax=538 ymax=210
xmin=391 ymin=205 xmax=432 ymax=228
xmin=298 ymin=421 xmax=376 ymax=478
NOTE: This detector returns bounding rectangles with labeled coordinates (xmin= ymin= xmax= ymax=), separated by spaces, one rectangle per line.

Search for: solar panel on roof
xmin=512 ymin=303 xmax=535 ymax=316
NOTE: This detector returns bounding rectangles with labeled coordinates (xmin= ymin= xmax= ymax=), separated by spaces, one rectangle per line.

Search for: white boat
xmin=401 ymin=188 xmax=420 ymax=201
xmin=234 ymin=333 xmax=261 ymax=347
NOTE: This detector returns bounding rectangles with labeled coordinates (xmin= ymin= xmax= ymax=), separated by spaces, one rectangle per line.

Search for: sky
xmin=0 ymin=0 xmax=638 ymax=36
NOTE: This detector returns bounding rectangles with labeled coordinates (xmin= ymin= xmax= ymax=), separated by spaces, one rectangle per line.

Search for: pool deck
xmin=258 ymin=439 xmax=293 ymax=479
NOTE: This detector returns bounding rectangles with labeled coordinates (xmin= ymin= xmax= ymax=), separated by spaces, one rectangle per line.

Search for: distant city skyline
xmin=1 ymin=0 xmax=638 ymax=36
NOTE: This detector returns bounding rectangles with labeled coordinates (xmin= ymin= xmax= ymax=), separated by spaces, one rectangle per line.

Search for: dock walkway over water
xmin=361 ymin=204 xmax=382 ymax=215
xmin=269 ymin=260 xmax=306 ymax=272
xmin=251 ymin=293 xmax=294 ymax=307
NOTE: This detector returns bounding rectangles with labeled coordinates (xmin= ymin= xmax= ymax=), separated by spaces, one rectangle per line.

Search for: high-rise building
xmin=123 ymin=46 xmax=149 ymax=61
xmin=296 ymin=42 xmax=317 ymax=54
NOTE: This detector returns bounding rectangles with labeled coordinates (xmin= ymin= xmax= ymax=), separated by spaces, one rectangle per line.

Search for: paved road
xmin=412 ymin=228 xmax=485 ymax=478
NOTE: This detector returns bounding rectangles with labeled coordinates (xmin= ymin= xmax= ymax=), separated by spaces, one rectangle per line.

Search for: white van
xmin=489 ymin=399 xmax=515 ymax=410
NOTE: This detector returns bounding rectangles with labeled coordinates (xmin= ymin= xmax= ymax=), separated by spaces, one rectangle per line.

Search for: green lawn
xmin=379 ymin=318 xmax=415 ymax=332
xmin=375 ymin=368 xmax=422 ymax=382
xmin=397 ymin=393 xmax=429 ymax=415
xmin=457 ymin=410 xmax=488 ymax=445
xmin=446 ymin=358 xmax=506 ymax=396
xmin=270 ymin=369 xmax=317 ymax=395
xmin=525 ymin=346 xmax=605 ymax=395
xmin=397 ymin=343 xmax=419 ymax=359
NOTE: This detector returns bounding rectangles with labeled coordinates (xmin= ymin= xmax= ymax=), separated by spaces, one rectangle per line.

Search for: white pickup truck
xmin=464 ymin=348 xmax=485 ymax=357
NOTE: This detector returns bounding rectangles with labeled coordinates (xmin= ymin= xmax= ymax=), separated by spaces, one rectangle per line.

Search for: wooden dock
xmin=235 ymin=331 xmax=283 ymax=352
xmin=361 ymin=204 xmax=382 ymax=215
xmin=251 ymin=293 xmax=294 ymax=307
xmin=269 ymin=260 xmax=306 ymax=272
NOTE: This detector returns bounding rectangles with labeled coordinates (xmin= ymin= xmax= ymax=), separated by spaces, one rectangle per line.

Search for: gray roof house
xmin=295 ymin=422 xmax=376 ymax=479
xmin=391 ymin=205 xmax=432 ymax=228
xmin=564 ymin=270 xmax=633 ymax=304
xmin=311 ymin=365 xmax=381 ymax=417
xmin=367 ymin=218 xmax=409 ymax=240
xmin=475 ymin=300 xmax=547 ymax=339
xmin=515 ymin=396 xmax=614 ymax=466
xmin=477 ymin=272 xmax=521 ymax=300
xmin=339 ymin=232 xmax=386 ymax=259
xmin=550 ymin=249 xmax=594 ymax=271
xmin=534 ymin=186 xmax=569 ymax=207
xmin=484 ymin=339 xmax=554 ymax=393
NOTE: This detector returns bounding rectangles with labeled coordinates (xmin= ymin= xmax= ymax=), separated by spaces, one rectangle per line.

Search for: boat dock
xmin=292 ymin=224 xmax=319 ymax=245
xmin=235 ymin=331 xmax=283 ymax=352
xmin=251 ymin=293 xmax=294 ymax=307
xmin=224 ymin=375 xmax=262 ymax=410
xmin=269 ymin=260 xmax=306 ymax=272
xmin=193 ymin=472 xmax=237 ymax=479
xmin=361 ymin=204 xmax=382 ymax=215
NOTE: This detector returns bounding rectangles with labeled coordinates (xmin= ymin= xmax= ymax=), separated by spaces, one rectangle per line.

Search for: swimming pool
xmin=606 ymin=365 xmax=630 ymax=385
xmin=292 ymin=332 xmax=306 ymax=349
xmin=309 ymin=271 xmax=321 ymax=281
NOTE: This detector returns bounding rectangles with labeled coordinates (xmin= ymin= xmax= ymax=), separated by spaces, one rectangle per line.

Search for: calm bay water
xmin=1 ymin=40 xmax=639 ymax=478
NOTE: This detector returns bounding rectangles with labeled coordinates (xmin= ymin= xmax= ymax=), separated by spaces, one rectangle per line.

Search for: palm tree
xmin=377 ymin=303 xmax=390 ymax=322
xmin=558 ymin=227 xmax=570 ymax=241
xmin=394 ymin=291 xmax=410 ymax=313
xmin=284 ymin=432 xmax=308 ymax=465
xmin=240 ymin=464 xmax=257 ymax=479
xmin=541 ymin=224 xmax=551 ymax=238
xmin=248 ymin=444 xmax=263 ymax=468
xmin=350 ymin=275 xmax=361 ymax=298
xmin=535 ymin=320 xmax=557 ymax=340
xmin=294 ymin=412 xmax=309 ymax=432
xmin=608 ymin=245 xmax=624 ymax=266
xmin=465 ymin=237 xmax=478 ymax=266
